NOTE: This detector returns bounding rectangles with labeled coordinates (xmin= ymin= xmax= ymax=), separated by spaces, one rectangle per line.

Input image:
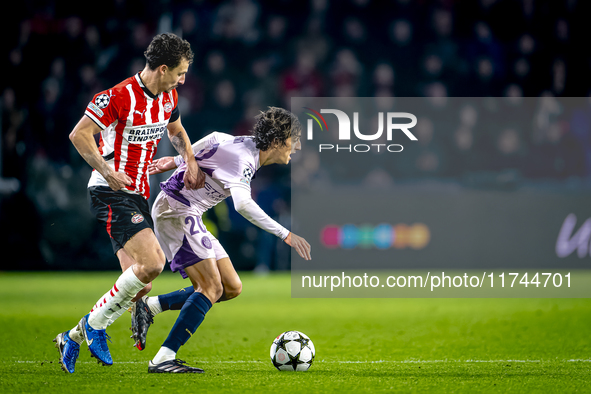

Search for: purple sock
xmin=162 ymin=292 xmax=212 ymax=352
xmin=158 ymin=286 xmax=194 ymax=311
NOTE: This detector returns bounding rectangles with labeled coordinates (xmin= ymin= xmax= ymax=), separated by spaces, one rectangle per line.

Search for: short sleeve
xmin=169 ymin=106 xmax=180 ymax=123
xmin=85 ymin=90 xmax=120 ymax=130
xmin=169 ymin=89 xmax=179 ymax=122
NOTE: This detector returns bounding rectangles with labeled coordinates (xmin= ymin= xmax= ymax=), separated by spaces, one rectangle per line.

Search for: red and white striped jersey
xmin=84 ymin=73 xmax=179 ymax=199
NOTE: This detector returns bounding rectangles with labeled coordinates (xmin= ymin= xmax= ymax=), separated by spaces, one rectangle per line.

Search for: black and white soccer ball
xmin=270 ymin=331 xmax=315 ymax=371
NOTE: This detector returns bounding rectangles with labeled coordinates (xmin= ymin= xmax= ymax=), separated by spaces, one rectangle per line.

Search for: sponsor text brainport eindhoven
xmin=126 ymin=122 xmax=167 ymax=143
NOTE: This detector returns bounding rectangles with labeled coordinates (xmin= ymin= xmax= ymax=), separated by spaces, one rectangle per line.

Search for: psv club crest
xmin=131 ymin=213 xmax=144 ymax=224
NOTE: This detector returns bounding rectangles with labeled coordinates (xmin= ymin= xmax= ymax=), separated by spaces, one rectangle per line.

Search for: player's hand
xmin=284 ymin=232 xmax=312 ymax=260
xmin=105 ymin=171 xmax=132 ymax=191
xmin=184 ymin=159 xmax=205 ymax=189
xmin=148 ymin=157 xmax=177 ymax=175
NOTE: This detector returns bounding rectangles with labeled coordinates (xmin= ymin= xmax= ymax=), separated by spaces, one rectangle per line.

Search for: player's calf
xmin=132 ymin=282 xmax=152 ymax=302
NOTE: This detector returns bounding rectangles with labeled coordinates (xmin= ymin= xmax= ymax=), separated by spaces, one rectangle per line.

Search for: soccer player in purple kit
xmin=132 ymin=107 xmax=311 ymax=373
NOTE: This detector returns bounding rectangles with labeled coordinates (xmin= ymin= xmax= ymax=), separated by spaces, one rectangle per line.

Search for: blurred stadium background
xmin=1 ymin=0 xmax=590 ymax=272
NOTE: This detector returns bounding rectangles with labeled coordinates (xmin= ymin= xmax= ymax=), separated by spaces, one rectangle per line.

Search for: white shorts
xmin=152 ymin=192 xmax=228 ymax=278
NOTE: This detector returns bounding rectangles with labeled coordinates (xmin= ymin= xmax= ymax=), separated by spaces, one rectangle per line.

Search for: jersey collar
xmin=135 ymin=73 xmax=161 ymax=100
xmin=254 ymin=150 xmax=261 ymax=170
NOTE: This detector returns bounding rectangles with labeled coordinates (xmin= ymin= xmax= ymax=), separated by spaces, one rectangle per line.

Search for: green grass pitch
xmin=1 ymin=271 xmax=590 ymax=393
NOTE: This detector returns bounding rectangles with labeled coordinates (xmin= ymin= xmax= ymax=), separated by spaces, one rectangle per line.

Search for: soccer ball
xmin=270 ymin=331 xmax=315 ymax=371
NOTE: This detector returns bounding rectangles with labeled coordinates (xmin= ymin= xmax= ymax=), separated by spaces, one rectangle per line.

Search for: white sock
xmin=103 ymin=293 xmax=159 ymax=328
xmin=152 ymin=346 xmax=176 ymax=364
xmin=147 ymin=296 xmax=163 ymax=316
xmin=68 ymin=325 xmax=84 ymax=344
xmin=88 ymin=267 xmax=148 ymax=330
xmin=104 ymin=304 xmax=131 ymax=328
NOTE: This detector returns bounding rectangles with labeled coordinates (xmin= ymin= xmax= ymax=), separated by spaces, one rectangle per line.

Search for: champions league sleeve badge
xmin=95 ymin=94 xmax=110 ymax=109
xmin=243 ymin=167 xmax=254 ymax=181
xmin=240 ymin=167 xmax=254 ymax=185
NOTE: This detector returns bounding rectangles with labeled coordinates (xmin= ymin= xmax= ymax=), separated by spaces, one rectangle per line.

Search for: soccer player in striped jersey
xmin=53 ymin=33 xmax=204 ymax=374
xmin=134 ymin=107 xmax=311 ymax=373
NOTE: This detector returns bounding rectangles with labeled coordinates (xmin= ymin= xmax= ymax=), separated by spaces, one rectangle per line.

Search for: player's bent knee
xmin=201 ymin=281 xmax=224 ymax=303
xmin=144 ymin=255 xmax=165 ymax=273
xmin=146 ymin=264 xmax=164 ymax=280
xmin=151 ymin=248 xmax=166 ymax=270
xmin=135 ymin=248 xmax=166 ymax=279
xmin=225 ymin=281 xmax=242 ymax=300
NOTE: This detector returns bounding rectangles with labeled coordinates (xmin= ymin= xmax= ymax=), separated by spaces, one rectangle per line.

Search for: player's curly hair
xmin=252 ymin=107 xmax=302 ymax=151
xmin=144 ymin=33 xmax=194 ymax=70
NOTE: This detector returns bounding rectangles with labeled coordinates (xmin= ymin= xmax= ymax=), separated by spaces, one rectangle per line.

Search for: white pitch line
xmin=12 ymin=359 xmax=591 ymax=364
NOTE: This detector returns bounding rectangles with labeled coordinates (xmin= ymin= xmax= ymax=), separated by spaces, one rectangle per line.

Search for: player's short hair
xmin=252 ymin=107 xmax=302 ymax=151
xmin=144 ymin=33 xmax=194 ymax=71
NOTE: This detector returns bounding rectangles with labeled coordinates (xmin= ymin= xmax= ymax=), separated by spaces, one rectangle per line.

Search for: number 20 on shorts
xmin=185 ymin=216 xmax=207 ymax=235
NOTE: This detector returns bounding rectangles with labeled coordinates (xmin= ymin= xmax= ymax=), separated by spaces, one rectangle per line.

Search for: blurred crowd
xmin=1 ymin=0 xmax=590 ymax=270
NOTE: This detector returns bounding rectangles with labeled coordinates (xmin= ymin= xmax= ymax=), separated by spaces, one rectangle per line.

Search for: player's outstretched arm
xmin=231 ymin=186 xmax=312 ymax=261
xmin=284 ymin=232 xmax=312 ymax=261
xmin=69 ymin=116 xmax=132 ymax=191
xmin=147 ymin=157 xmax=177 ymax=175
xmin=167 ymin=117 xmax=205 ymax=189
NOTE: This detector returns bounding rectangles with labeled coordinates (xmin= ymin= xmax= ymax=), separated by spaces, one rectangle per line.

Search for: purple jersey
xmin=160 ymin=132 xmax=259 ymax=215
